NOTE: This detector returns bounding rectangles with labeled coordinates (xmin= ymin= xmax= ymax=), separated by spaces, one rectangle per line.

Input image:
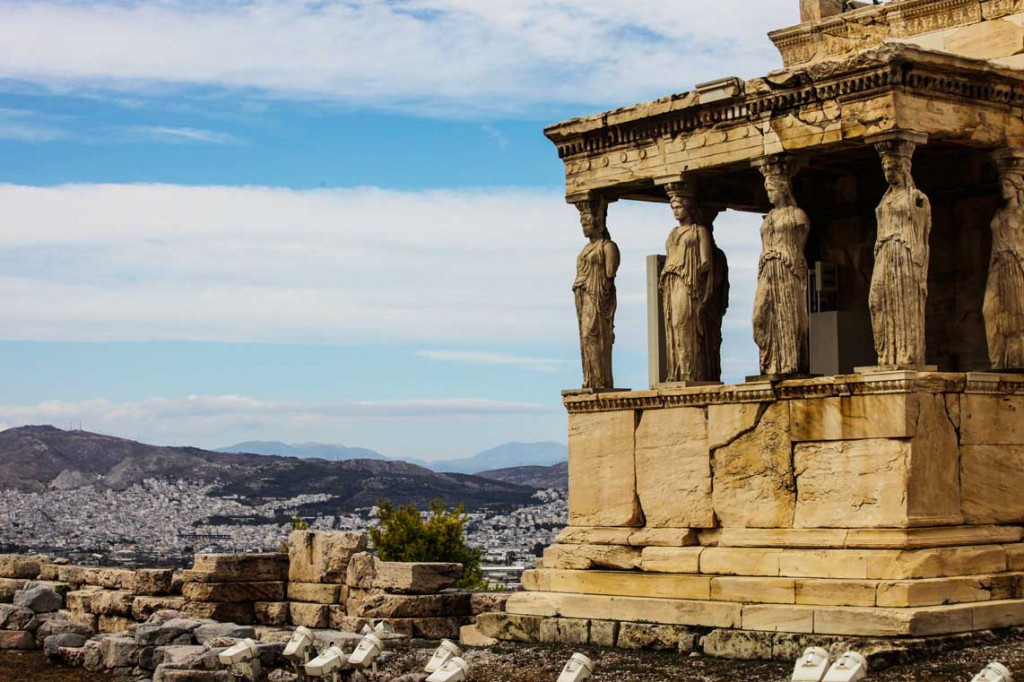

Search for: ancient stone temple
xmin=482 ymin=0 xmax=1024 ymax=653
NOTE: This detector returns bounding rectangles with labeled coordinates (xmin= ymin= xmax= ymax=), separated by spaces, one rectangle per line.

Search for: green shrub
xmin=369 ymin=498 xmax=485 ymax=589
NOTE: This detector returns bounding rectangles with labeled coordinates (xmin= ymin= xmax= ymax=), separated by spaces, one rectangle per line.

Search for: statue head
xmin=575 ymin=196 xmax=609 ymax=240
xmin=875 ymin=138 xmax=917 ymax=190
xmin=756 ymin=156 xmax=796 ymax=209
xmin=665 ymin=179 xmax=699 ymax=225
xmin=994 ymin=150 xmax=1024 ymax=204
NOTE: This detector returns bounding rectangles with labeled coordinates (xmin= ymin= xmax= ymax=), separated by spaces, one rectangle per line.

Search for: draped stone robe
xmin=869 ymin=186 xmax=932 ymax=367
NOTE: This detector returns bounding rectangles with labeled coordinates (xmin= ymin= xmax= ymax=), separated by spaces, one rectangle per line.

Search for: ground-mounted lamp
xmin=425 ymin=639 xmax=462 ymax=673
xmin=972 ymin=662 xmax=1013 ymax=682
xmin=217 ymin=638 xmax=261 ymax=681
xmin=425 ymin=655 xmax=470 ymax=682
xmin=792 ymin=647 xmax=831 ymax=681
xmin=823 ymin=651 xmax=868 ymax=682
xmin=283 ymin=626 xmax=315 ymax=665
xmin=557 ymin=652 xmax=593 ymax=682
xmin=304 ymin=645 xmax=347 ymax=679
xmin=347 ymin=632 xmax=384 ymax=673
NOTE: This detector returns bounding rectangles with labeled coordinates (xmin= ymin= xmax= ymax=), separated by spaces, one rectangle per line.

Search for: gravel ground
xmin=4 ymin=629 xmax=1024 ymax=682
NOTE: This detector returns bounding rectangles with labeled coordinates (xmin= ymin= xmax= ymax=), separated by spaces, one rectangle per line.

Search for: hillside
xmin=429 ymin=441 xmax=567 ymax=473
xmin=476 ymin=461 xmax=568 ymax=489
xmin=0 ymin=426 xmax=536 ymax=512
xmin=216 ymin=440 xmax=388 ymax=461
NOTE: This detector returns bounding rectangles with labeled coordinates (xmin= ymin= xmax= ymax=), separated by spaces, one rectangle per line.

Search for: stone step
xmin=522 ymin=568 xmax=1024 ymax=607
xmin=543 ymin=541 xmax=1024 ymax=580
xmin=505 ymin=591 xmax=1024 ymax=636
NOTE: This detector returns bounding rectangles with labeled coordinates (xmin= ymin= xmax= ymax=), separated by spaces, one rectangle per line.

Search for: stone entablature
xmin=545 ymin=45 xmax=1024 ymax=201
xmin=772 ymin=0 xmax=1024 ymax=68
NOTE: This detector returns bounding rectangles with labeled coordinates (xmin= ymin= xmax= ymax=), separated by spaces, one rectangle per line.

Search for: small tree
xmin=369 ymin=499 xmax=485 ymax=589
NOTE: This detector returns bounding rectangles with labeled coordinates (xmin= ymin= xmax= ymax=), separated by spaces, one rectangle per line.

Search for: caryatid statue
xmin=984 ymin=150 xmax=1024 ymax=371
xmin=660 ymin=180 xmax=715 ymax=382
xmin=573 ymin=196 xmax=621 ymax=389
xmin=752 ymin=156 xmax=810 ymax=376
xmin=869 ymin=133 xmax=932 ymax=368
xmin=701 ymin=206 xmax=730 ymax=382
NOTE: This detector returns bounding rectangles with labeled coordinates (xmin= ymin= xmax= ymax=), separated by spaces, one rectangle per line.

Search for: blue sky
xmin=0 ymin=0 xmax=797 ymax=458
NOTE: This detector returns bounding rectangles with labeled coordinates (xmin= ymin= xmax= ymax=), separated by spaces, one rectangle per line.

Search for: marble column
xmin=751 ymin=155 xmax=811 ymax=377
xmin=865 ymin=131 xmax=933 ymax=370
xmin=985 ymin=149 xmax=1024 ymax=371
xmin=573 ymin=195 xmax=620 ymax=390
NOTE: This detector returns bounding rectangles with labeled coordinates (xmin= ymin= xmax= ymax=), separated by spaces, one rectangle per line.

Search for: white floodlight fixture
xmin=557 ymin=652 xmax=594 ymax=682
xmin=347 ymin=632 xmax=384 ymax=669
xmin=283 ymin=626 xmax=315 ymax=662
xmin=425 ymin=639 xmax=462 ymax=673
xmin=304 ymin=645 xmax=347 ymax=678
xmin=823 ymin=651 xmax=868 ymax=682
xmin=374 ymin=619 xmax=395 ymax=635
xmin=972 ymin=662 xmax=1013 ymax=682
xmin=425 ymin=655 xmax=470 ymax=682
xmin=360 ymin=623 xmax=374 ymax=635
xmin=218 ymin=638 xmax=259 ymax=666
xmin=792 ymin=647 xmax=831 ymax=682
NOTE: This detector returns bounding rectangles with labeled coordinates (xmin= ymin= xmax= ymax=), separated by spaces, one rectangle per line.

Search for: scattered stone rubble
xmin=0 ymin=530 xmax=511 ymax=680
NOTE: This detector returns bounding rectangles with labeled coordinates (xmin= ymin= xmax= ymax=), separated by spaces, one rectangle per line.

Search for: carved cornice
xmin=562 ymin=372 xmax=989 ymax=414
xmin=545 ymin=45 xmax=1024 ymax=165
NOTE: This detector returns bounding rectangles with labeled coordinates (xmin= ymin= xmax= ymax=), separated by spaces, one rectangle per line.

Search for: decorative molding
xmin=563 ymin=373 xmax=994 ymax=413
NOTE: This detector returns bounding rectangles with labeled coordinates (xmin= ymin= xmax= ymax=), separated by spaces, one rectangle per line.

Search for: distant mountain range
xmin=477 ymin=461 xmax=568 ymax=490
xmin=216 ymin=439 xmax=568 ymax=474
xmin=0 ymin=426 xmax=538 ymax=513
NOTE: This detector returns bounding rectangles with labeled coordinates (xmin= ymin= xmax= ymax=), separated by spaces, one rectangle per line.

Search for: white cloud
xmin=0 ymin=394 xmax=558 ymax=454
xmin=0 ymin=183 xmax=762 ymax=362
xmin=417 ymin=349 xmax=571 ymax=372
xmin=122 ymin=126 xmax=240 ymax=145
xmin=0 ymin=0 xmax=798 ymax=116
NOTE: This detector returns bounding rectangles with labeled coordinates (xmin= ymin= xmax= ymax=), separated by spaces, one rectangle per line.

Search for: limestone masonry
xmin=479 ymin=0 xmax=1024 ymax=658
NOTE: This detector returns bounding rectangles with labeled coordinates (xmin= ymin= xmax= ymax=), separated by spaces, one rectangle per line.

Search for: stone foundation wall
xmin=478 ymin=372 xmax=1024 ymax=650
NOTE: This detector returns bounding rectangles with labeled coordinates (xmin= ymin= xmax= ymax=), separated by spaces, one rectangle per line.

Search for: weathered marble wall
xmin=564 ymin=374 xmax=1024 ymax=533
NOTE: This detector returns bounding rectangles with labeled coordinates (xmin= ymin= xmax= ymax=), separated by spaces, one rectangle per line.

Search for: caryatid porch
xmin=482 ymin=0 xmax=1024 ymax=651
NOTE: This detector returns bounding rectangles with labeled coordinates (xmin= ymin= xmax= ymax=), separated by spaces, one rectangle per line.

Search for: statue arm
xmin=603 ymin=241 xmax=621 ymax=279
xmin=698 ymin=226 xmax=714 ymax=304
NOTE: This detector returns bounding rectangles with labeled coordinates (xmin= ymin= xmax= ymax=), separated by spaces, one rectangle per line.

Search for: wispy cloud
xmin=418 ymin=350 xmax=570 ymax=372
xmin=0 ymin=182 xmax=763 ymax=381
xmin=0 ymin=108 xmax=70 ymax=142
xmin=0 ymin=1 xmax=797 ymax=117
xmin=122 ymin=125 xmax=241 ymax=145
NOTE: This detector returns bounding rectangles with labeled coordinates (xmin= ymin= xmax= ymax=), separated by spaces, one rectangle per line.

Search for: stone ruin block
xmin=345 ymin=591 xmax=471 ymax=619
xmin=288 ymin=602 xmax=329 ymax=629
xmin=96 ymin=614 xmax=134 ymax=634
xmin=286 ymin=582 xmax=340 ymax=604
xmin=132 ymin=596 xmax=186 ymax=622
xmin=188 ymin=553 xmax=288 ymax=583
xmin=0 ymin=578 xmax=27 ymax=603
xmin=182 ymin=601 xmax=255 ymax=625
xmin=181 ymin=581 xmax=285 ymax=603
xmin=0 ymin=555 xmax=42 ymax=580
xmin=344 ymin=552 xmax=462 ymax=594
xmin=0 ymin=630 xmax=35 ymax=650
xmin=134 ymin=569 xmax=174 ymax=596
xmin=254 ymin=601 xmax=289 ymax=626
xmin=288 ymin=530 xmax=366 ymax=584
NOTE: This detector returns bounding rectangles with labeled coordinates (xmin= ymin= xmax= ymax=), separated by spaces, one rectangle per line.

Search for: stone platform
xmin=480 ymin=372 xmax=1024 ymax=646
